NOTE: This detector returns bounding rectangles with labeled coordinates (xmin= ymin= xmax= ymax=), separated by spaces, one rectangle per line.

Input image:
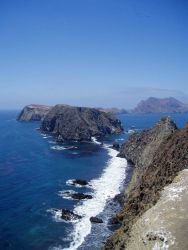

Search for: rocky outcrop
xmin=40 ymin=104 xmax=123 ymax=142
xmin=68 ymin=179 xmax=88 ymax=186
xmin=103 ymin=117 xmax=188 ymax=249
xmin=118 ymin=117 xmax=177 ymax=171
xmin=61 ymin=209 xmax=81 ymax=221
xmin=62 ymin=191 xmax=92 ymax=200
xmin=133 ymin=97 xmax=188 ymax=113
xmin=90 ymin=217 xmax=103 ymax=223
xmin=17 ymin=104 xmax=52 ymax=121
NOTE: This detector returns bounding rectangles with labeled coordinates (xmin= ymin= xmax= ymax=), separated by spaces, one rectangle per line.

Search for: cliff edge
xmin=103 ymin=117 xmax=188 ymax=249
xmin=17 ymin=104 xmax=52 ymax=121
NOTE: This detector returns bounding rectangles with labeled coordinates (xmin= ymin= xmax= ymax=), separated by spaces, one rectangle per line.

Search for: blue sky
xmin=0 ymin=0 xmax=187 ymax=109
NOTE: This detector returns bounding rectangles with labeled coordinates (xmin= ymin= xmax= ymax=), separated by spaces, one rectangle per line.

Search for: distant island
xmin=133 ymin=97 xmax=188 ymax=113
xmin=17 ymin=97 xmax=188 ymax=124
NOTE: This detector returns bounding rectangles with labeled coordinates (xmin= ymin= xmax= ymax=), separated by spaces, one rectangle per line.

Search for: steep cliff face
xmin=133 ymin=97 xmax=188 ymax=113
xmin=17 ymin=105 xmax=52 ymax=121
xmin=103 ymin=118 xmax=188 ymax=249
xmin=118 ymin=117 xmax=177 ymax=171
xmin=40 ymin=104 xmax=123 ymax=142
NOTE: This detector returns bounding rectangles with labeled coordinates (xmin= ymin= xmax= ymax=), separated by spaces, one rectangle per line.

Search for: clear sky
xmin=0 ymin=0 xmax=187 ymax=109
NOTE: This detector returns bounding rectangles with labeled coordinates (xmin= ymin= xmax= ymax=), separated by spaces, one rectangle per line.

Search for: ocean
xmin=0 ymin=111 xmax=188 ymax=250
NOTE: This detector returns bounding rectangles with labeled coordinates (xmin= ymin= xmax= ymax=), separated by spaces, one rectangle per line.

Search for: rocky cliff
xmin=103 ymin=117 xmax=188 ymax=249
xmin=133 ymin=97 xmax=188 ymax=113
xmin=17 ymin=104 xmax=52 ymax=121
xmin=40 ymin=104 xmax=123 ymax=142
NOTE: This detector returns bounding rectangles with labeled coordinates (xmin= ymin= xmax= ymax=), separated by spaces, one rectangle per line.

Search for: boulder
xmin=61 ymin=209 xmax=81 ymax=221
xmin=72 ymin=179 xmax=88 ymax=186
xmin=90 ymin=217 xmax=103 ymax=223
xmin=112 ymin=142 xmax=120 ymax=150
xmin=71 ymin=193 xmax=92 ymax=200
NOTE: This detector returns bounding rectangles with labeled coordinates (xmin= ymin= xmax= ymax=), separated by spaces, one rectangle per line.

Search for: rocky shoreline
xmin=103 ymin=117 xmax=188 ymax=249
xmin=17 ymin=105 xmax=188 ymax=249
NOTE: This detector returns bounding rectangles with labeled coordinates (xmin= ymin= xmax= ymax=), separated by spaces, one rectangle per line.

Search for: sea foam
xmin=53 ymin=143 xmax=127 ymax=250
xmin=91 ymin=137 xmax=101 ymax=144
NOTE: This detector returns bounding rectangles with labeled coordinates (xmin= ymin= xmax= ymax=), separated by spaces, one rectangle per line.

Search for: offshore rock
xmin=17 ymin=104 xmax=52 ymax=121
xmin=67 ymin=179 xmax=88 ymax=187
xmin=103 ymin=117 xmax=188 ymax=249
xmin=61 ymin=209 xmax=81 ymax=221
xmin=71 ymin=193 xmax=92 ymax=200
xmin=112 ymin=142 xmax=120 ymax=151
xmin=90 ymin=217 xmax=103 ymax=223
xmin=41 ymin=104 xmax=123 ymax=142
xmin=62 ymin=191 xmax=92 ymax=200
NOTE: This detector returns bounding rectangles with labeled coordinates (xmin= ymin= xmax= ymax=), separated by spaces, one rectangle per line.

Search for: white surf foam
xmin=51 ymin=146 xmax=67 ymax=150
xmin=55 ymin=144 xmax=127 ymax=250
xmin=91 ymin=137 xmax=101 ymax=144
xmin=47 ymin=208 xmax=80 ymax=223
xmin=66 ymin=179 xmax=89 ymax=188
xmin=51 ymin=146 xmax=78 ymax=151
xmin=58 ymin=190 xmax=77 ymax=200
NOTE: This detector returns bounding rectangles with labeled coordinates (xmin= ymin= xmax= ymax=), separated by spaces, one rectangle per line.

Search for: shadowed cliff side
xmin=103 ymin=117 xmax=188 ymax=249
xmin=40 ymin=104 xmax=123 ymax=142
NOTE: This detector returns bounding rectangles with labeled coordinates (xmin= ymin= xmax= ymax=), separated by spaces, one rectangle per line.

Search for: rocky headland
xmin=17 ymin=104 xmax=52 ymax=121
xmin=40 ymin=104 xmax=123 ymax=142
xmin=103 ymin=117 xmax=188 ymax=249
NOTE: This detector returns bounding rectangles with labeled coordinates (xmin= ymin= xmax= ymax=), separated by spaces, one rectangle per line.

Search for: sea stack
xmin=103 ymin=117 xmax=188 ymax=249
xmin=17 ymin=104 xmax=52 ymax=121
xmin=40 ymin=104 xmax=123 ymax=142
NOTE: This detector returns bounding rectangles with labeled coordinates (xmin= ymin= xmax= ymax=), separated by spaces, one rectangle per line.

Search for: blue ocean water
xmin=0 ymin=111 xmax=188 ymax=250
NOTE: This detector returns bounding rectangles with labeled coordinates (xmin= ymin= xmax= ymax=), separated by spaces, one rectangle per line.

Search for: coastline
xmin=103 ymin=117 xmax=188 ymax=249
xmin=50 ymin=143 xmax=128 ymax=250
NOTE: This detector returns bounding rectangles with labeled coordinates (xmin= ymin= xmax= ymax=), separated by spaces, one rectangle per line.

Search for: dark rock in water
xmin=112 ymin=142 xmax=120 ymax=150
xmin=62 ymin=190 xmax=92 ymax=200
xmin=17 ymin=104 xmax=52 ymax=121
xmin=61 ymin=209 xmax=81 ymax=221
xmin=71 ymin=193 xmax=92 ymax=200
xmin=72 ymin=179 xmax=88 ymax=186
xmin=40 ymin=104 xmax=123 ymax=142
xmin=90 ymin=217 xmax=103 ymax=223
